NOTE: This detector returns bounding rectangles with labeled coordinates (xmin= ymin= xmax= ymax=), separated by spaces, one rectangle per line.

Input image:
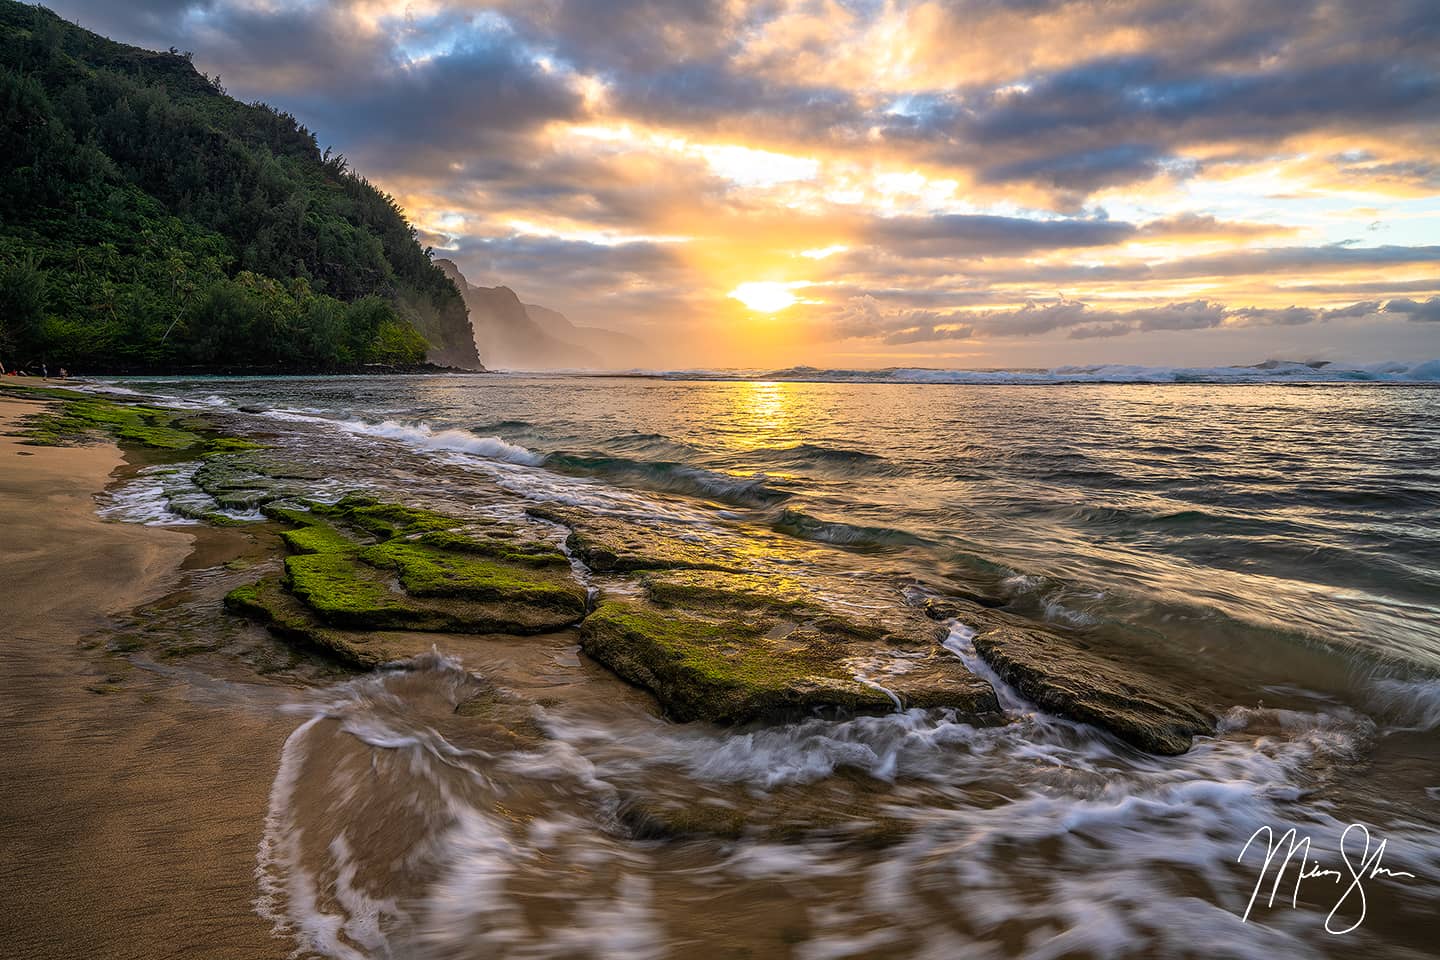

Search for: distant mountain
xmin=0 ymin=2 xmax=481 ymax=372
xmin=522 ymin=302 xmax=646 ymax=369
xmin=436 ymin=259 xmax=640 ymax=370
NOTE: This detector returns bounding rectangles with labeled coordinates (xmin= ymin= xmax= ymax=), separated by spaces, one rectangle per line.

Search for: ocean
xmin=87 ymin=368 xmax=1440 ymax=958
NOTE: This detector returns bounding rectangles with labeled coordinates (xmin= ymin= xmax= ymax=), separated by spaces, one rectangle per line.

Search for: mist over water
xmin=94 ymin=373 xmax=1440 ymax=958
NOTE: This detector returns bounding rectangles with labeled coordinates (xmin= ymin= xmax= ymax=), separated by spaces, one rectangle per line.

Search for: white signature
xmin=1238 ymin=823 xmax=1419 ymax=934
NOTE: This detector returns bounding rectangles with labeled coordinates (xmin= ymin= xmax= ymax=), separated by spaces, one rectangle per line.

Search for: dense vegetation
xmin=0 ymin=2 xmax=481 ymax=372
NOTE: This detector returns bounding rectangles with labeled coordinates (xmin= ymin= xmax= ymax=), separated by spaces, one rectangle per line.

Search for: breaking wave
xmin=332 ymin=419 xmax=545 ymax=466
xmin=616 ymin=358 xmax=1440 ymax=385
xmin=546 ymin=453 xmax=787 ymax=507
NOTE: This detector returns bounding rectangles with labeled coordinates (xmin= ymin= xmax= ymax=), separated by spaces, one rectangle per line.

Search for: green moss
xmin=362 ymin=540 xmax=585 ymax=613
xmin=642 ymin=570 xmax=818 ymax=615
xmin=527 ymin=505 xmax=739 ymax=573
xmin=12 ymin=391 xmax=259 ymax=454
xmin=261 ymin=503 xmax=323 ymax=526
xmin=580 ymin=600 xmax=892 ymax=724
xmin=204 ymin=437 xmax=265 ymax=453
xmin=224 ymin=581 xmax=263 ymax=612
xmin=313 ymin=495 xmax=457 ymax=539
xmin=283 ymin=552 xmax=417 ymax=628
xmin=226 ymin=496 xmax=592 ymax=664
xmin=280 ymin=519 xmax=356 ymax=555
xmin=0 ymin=382 xmax=91 ymax=402
xmin=417 ymin=529 xmax=567 ymax=567
xmin=225 ymin=576 xmax=394 ymax=669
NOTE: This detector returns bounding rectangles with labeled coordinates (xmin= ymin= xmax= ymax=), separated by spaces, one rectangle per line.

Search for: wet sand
xmin=0 ymin=395 xmax=287 ymax=960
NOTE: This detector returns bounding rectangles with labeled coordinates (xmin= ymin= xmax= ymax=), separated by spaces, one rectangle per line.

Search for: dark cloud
xmin=33 ymin=0 xmax=1440 ymax=359
xmin=45 ymin=0 xmax=1440 ymax=206
xmin=1268 ymin=278 xmax=1440 ymax=296
xmin=500 ymin=0 xmax=728 ymax=74
xmin=1153 ymin=244 xmax=1440 ymax=278
xmin=828 ymin=294 xmax=1385 ymax=343
xmin=294 ymin=40 xmax=585 ymax=171
xmin=867 ymin=213 xmax=1135 ymax=258
xmin=449 ymin=234 xmax=685 ymax=287
xmin=37 ymin=0 xmax=216 ymax=49
xmin=1383 ymin=296 xmax=1440 ymax=321
xmin=1138 ymin=212 xmax=1291 ymax=238
xmin=845 ymin=0 xmax=1440 ymax=200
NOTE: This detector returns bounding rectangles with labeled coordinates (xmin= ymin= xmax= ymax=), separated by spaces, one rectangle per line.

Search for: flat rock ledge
xmin=925 ymin=597 xmax=1216 ymax=755
xmin=225 ymin=495 xmax=587 ymax=668
xmin=579 ymin=570 xmax=999 ymax=725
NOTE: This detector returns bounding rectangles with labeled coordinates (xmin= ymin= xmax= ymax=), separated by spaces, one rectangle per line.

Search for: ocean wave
xmin=545 ymin=453 xmax=787 ymax=507
xmin=772 ymin=507 xmax=929 ymax=548
xmin=612 ymin=358 xmax=1440 ymax=385
xmin=758 ymin=442 xmax=895 ymax=478
xmin=1364 ymin=674 xmax=1440 ymax=731
xmin=333 ymin=419 xmax=545 ymax=466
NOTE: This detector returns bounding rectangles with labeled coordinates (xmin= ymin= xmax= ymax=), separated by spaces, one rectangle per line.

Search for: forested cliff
xmin=0 ymin=2 xmax=481 ymax=372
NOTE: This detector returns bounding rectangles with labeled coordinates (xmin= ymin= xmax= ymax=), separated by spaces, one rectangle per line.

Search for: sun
xmin=729 ymin=281 xmax=802 ymax=313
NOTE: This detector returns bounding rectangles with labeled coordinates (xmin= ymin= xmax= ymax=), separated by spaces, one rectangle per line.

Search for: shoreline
xmin=8 ymin=362 xmax=487 ymax=379
xmin=3 ymin=382 xmax=1436 ymax=958
xmin=0 ymin=393 xmax=286 ymax=960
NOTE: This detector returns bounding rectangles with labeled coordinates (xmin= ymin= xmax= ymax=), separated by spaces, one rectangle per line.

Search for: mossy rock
xmin=280 ymin=518 xmax=356 ymax=555
xmin=641 ymin=570 xmax=819 ymax=616
xmin=312 ymin=495 xmax=458 ymax=540
xmin=453 ymin=688 xmax=549 ymax=748
xmin=641 ymin=569 xmax=946 ymax=647
xmin=616 ymin=795 xmax=750 ymax=841
xmin=971 ymin=623 xmax=1215 ymax=755
xmin=527 ymin=505 xmax=740 ymax=573
xmin=281 ymin=551 xmax=581 ymax=635
xmin=362 ymin=540 xmax=585 ymax=613
xmin=225 ymin=577 xmax=426 ymax=670
xmin=922 ymin=597 xmax=1216 ymax=754
xmin=417 ymin=529 xmax=567 ymax=567
xmin=226 ymin=496 xmax=589 ymax=665
xmin=14 ymin=391 xmax=256 ymax=454
xmin=615 ymin=782 xmax=911 ymax=848
xmin=283 ymin=553 xmax=421 ymax=629
xmin=193 ymin=455 xmax=329 ymax=513
xmin=579 ymin=599 xmax=992 ymax=724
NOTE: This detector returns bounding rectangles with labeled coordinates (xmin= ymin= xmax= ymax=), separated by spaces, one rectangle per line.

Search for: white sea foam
xmin=1365 ymin=675 xmax=1440 ymax=731
xmin=333 ymin=419 xmax=545 ymax=466
xmin=248 ymin=645 xmax=1440 ymax=960
xmin=98 ymin=461 xmax=265 ymax=526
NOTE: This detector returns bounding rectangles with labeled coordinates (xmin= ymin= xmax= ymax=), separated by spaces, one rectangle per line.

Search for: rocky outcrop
xmin=526 ymin=505 xmax=740 ymax=572
xmin=925 ymin=597 xmax=1216 ymax=754
xmin=226 ymin=496 xmax=586 ymax=668
xmin=222 ymin=485 xmax=1208 ymax=754
xmin=527 ymin=506 xmax=1001 ymax=724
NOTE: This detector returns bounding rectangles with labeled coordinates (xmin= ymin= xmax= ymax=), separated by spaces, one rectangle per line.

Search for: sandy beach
xmin=0 ymin=393 xmax=285 ymax=960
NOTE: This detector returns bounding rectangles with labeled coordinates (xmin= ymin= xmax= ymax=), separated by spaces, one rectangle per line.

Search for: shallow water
xmin=90 ymin=374 xmax=1440 ymax=958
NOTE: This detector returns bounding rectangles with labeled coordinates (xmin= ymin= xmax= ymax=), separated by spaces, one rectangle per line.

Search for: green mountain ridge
xmin=0 ymin=2 xmax=482 ymax=372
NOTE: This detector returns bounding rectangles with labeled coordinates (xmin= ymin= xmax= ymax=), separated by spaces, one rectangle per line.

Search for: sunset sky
xmin=49 ymin=0 xmax=1440 ymax=368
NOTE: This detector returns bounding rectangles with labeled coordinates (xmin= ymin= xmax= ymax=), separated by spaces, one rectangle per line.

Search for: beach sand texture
xmin=0 ymin=394 xmax=283 ymax=960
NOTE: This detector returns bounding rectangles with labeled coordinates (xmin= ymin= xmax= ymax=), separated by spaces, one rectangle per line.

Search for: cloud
xmin=830 ymin=295 xmax=1386 ymax=344
xmin=1383 ymin=296 xmax=1440 ymax=321
xmin=867 ymin=213 xmax=1135 ymax=258
xmin=1138 ymin=213 xmax=1294 ymax=239
xmin=35 ymin=0 xmax=1440 ymax=364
